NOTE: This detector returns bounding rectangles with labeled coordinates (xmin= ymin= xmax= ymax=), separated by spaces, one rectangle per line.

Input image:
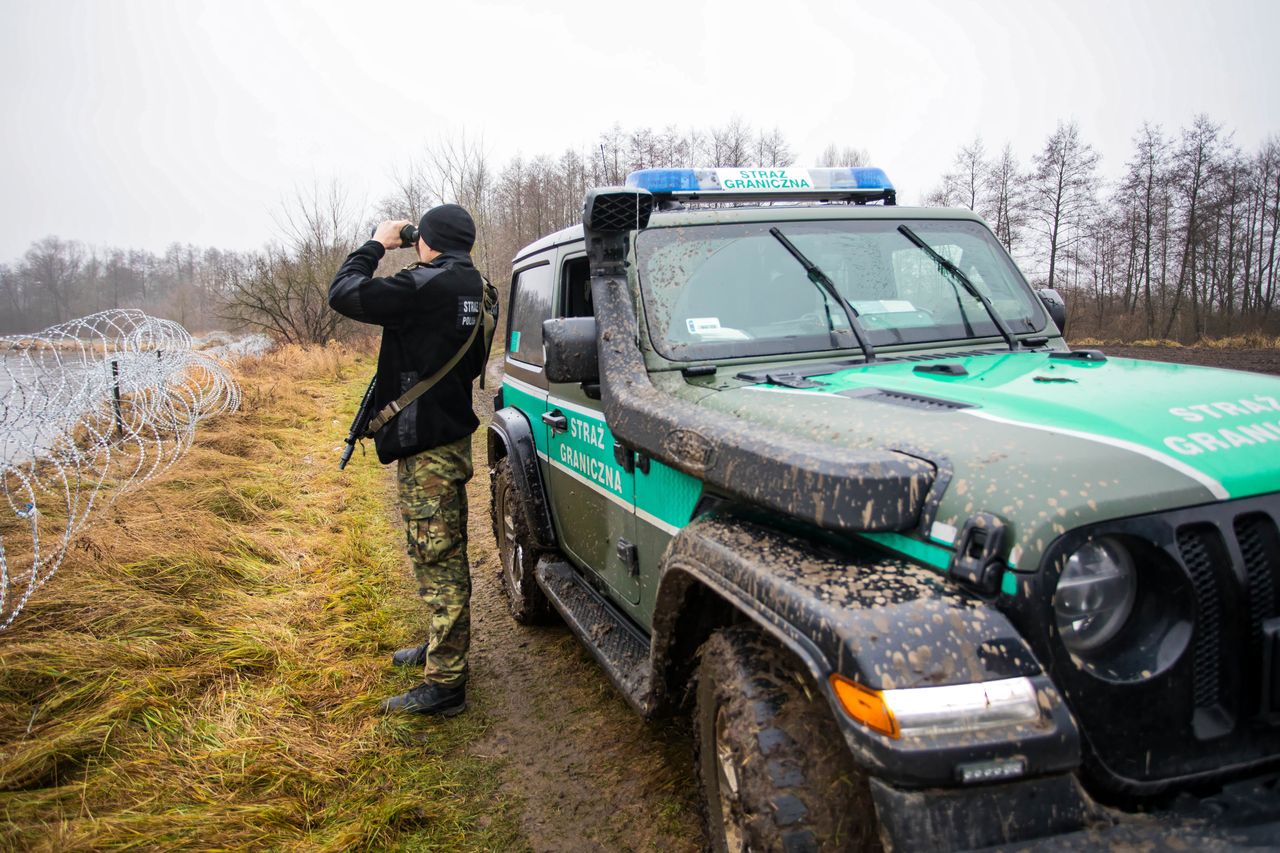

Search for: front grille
xmin=1178 ymin=525 xmax=1226 ymax=712
xmin=1022 ymin=493 xmax=1280 ymax=794
xmin=1236 ymin=513 xmax=1280 ymax=647
xmin=1176 ymin=511 xmax=1280 ymax=736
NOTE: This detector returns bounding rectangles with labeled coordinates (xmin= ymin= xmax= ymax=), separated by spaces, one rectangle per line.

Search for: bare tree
xmin=276 ymin=180 xmax=361 ymax=259
xmin=376 ymin=132 xmax=494 ymax=259
xmin=815 ymin=144 xmax=868 ymax=167
xmin=224 ymin=183 xmax=360 ymax=344
xmin=378 ymin=160 xmax=435 ymax=225
xmin=1250 ymin=138 xmax=1280 ymax=321
xmin=753 ymin=126 xmax=793 ymax=167
xmin=412 ymin=133 xmax=498 ymax=281
xmin=597 ymin=123 xmax=627 ymax=185
xmin=923 ymin=182 xmax=956 ymax=207
xmin=1116 ymin=123 xmax=1172 ymax=334
xmin=708 ymin=117 xmax=753 ymax=167
xmin=82 ymin=250 xmax=102 ymax=314
xmin=628 ymin=126 xmax=662 ymax=171
xmin=1164 ymin=116 xmax=1227 ymax=338
xmin=24 ymin=236 xmax=85 ymax=325
xmin=223 ymin=245 xmax=346 ymax=344
xmin=984 ymin=143 xmax=1025 ymax=253
xmin=1027 ymin=121 xmax=1100 ymax=288
xmin=103 ymin=249 xmax=130 ymax=312
xmin=944 ymin=137 xmax=987 ymax=211
xmin=657 ymin=124 xmax=700 ymax=167
xmin=0 ymin=264 xmax=26 ymax=333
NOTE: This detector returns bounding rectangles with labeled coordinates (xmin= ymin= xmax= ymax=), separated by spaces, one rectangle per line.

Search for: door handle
xmin=542 ymin=410 xmax=568 ymax=433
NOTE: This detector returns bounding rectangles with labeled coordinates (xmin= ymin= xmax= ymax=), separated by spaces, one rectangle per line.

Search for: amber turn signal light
xmin=830 ymin=674 xmax=899 ymax=738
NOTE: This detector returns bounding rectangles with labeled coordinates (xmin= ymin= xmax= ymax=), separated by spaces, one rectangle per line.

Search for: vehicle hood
xmin=696 ymin=351 xmax=1280 ymax=567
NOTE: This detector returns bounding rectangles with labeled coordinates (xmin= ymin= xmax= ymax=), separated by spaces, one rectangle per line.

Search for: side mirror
xmin=542 ymin=317 xmax=599 ymax=384
xmin=1037 ymin=288 xmax=1067 ymax=337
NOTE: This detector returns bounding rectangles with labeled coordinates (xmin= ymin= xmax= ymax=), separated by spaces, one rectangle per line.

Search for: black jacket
xmin=328 ymin=241 xmax=486 ymax=463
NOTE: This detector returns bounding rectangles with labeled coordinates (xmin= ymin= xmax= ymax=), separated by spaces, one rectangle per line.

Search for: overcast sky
xmin=1 ymin=0 xmax=1277 ymax=262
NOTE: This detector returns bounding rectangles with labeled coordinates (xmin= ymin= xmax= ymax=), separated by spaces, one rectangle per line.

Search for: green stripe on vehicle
xmin=859 ymin=531 xmax=952 ymax=571
xmin=860 ymin=531 xmax=1021 ymax=597
xmin=500 ymin=378 xmax=548 ymax=454
xmin=501 ymin=378 xmax=702 ymax=534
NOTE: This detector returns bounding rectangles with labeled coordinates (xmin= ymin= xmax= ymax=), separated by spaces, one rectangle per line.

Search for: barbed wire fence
xmin=0 ymin=310 xmax=242 ymax=630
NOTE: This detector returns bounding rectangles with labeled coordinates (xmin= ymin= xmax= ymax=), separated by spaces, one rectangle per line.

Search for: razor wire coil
xmin=0 ymin=310 xmax=241 ymax=630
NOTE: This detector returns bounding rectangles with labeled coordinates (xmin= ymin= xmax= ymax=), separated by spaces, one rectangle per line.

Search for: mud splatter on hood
xmin=696 ymin=352 xmax=1280 ymax=569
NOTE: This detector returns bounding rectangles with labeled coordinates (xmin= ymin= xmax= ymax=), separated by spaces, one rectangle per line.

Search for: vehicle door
xmin=544 ymin=251 xmax=640 ymax=605
xmin=502 ymin=257 xmax=554 ymax=485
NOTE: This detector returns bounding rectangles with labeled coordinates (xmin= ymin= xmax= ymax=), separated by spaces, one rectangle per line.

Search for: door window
xmin=560 ymin=256 xmax=592 ymax=318
xmin=508 ymin=262 xmax=554 ymax=366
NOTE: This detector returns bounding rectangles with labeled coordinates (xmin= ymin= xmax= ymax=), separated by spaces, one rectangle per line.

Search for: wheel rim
xmin=713 ymin=707 xmax=746 ymax=852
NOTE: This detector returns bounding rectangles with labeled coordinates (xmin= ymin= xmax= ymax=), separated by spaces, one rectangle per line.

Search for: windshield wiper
xmin=769 ymin=227 xmax=876 ymax=363
xmin=896 ymin=225 xmax=1019 ymax=351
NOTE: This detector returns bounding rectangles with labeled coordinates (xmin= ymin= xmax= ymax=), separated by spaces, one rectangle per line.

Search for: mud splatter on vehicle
xmin=489 ymin=167 xmax=1280 ymax=850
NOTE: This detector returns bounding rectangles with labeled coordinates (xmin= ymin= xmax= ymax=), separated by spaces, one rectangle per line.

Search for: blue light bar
xmin=625 ymin=166 xmax=895 ymax=198
xmin=625 ymin=169 xmax=708 ymax=193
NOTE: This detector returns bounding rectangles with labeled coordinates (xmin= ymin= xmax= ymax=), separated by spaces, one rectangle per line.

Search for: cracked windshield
xmin=637 ymin=218 xmax=1046 ymax=360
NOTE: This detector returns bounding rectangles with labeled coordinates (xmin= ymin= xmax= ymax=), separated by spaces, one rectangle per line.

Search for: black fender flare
xmin=487 ymin=407 xmax=555 ymax=549
xmin=649 ymin=513 xmax=1080 ymax=788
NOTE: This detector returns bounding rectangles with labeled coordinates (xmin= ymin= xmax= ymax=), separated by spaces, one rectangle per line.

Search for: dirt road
xmin=459 ymin=360 xmax=705 ymax=852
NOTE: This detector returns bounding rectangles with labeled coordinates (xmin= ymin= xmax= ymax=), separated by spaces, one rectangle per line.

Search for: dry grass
xmin=0 ymin=343 xmax=519 ymax=851
xmin=1072 ymin=335 xmax=1185 ymax=348
xmin=1071 ymin=333 xmax=1280 ymax=349
xmin=1192 ymin=332 xmax=1280 ymax=349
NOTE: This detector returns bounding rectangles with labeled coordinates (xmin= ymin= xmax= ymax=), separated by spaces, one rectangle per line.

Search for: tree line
xmin=2 ymin=116 xmax=1276 ymax=343
xmin=929 ymin=117 xmax=1280 ymax=339
xmin=0 ymin=240 xmax=246 ymax=336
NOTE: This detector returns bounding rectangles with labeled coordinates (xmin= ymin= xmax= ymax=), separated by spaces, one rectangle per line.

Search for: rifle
xmin=339 ymin=377 xmax=377 ymax=470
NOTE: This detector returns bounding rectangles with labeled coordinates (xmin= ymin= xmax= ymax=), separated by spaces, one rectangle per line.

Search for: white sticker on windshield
xmin=849 ymin=299 xmax=917 ymax=314
xmin=686 ymin=317 xmax=722 ymax=334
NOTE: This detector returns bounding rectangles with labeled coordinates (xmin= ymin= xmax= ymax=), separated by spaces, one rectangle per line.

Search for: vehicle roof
xmin=513 ymin=223 xmax=583 ymax=264
xmin=510 ymin=204 xmax=988 ymax=264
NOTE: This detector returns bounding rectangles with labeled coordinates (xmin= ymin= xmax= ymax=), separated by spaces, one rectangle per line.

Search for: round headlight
xmin=1054 ymin=537 xmax=1137 ymax=653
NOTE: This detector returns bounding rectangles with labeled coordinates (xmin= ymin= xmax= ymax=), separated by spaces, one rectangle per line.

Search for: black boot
xmin=391 ymin=644 xmax=428 ymax=668
xmin=378 ymin=682 xmax=466 ymax=716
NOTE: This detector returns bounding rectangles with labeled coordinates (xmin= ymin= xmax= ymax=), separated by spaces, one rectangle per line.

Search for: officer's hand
xmin=373 ymin=220 xmax=411 ymax=250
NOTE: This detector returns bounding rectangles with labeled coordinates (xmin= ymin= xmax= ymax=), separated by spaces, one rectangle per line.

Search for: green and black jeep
xmin=486 ymin=167 xmax=1280 ymax=851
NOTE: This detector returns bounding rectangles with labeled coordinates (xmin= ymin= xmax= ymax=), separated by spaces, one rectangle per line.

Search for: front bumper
xmin=871 ymin=771 xmax=1280 ymax=851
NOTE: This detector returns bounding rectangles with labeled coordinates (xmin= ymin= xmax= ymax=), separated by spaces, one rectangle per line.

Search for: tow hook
xmin=949 ymin=513 xmax=1009 ymax=595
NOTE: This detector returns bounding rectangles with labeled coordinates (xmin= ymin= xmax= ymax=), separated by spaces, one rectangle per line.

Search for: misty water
xmin=1 ymin=353 xmax=101 ymax=467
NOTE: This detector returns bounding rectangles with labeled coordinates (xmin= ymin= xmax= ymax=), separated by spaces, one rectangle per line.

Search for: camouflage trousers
xmin=396 ymin=435 xmax=473 ymax=687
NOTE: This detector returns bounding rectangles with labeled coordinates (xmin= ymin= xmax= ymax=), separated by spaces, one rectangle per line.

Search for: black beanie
xmin=418 ymin=204 xmax=476 ymax=252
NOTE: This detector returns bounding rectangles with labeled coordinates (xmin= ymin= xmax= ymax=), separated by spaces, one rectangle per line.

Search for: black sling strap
xmin=366 ymin=273 xmax=496 ymax=436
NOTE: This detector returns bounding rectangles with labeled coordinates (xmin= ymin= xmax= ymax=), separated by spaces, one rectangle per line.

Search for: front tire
xmin=491 ymin=457 xmax=551 ymax=624
xmin=694 ymin=626 xmax=881 ymax=852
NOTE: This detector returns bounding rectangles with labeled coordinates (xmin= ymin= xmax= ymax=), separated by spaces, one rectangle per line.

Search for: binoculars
xmin=369 ymin=223 xmax=419 ymax=248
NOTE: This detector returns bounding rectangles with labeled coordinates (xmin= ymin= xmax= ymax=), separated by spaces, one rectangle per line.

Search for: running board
xmin=536 ymin=557 xmax=655 ymax=715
